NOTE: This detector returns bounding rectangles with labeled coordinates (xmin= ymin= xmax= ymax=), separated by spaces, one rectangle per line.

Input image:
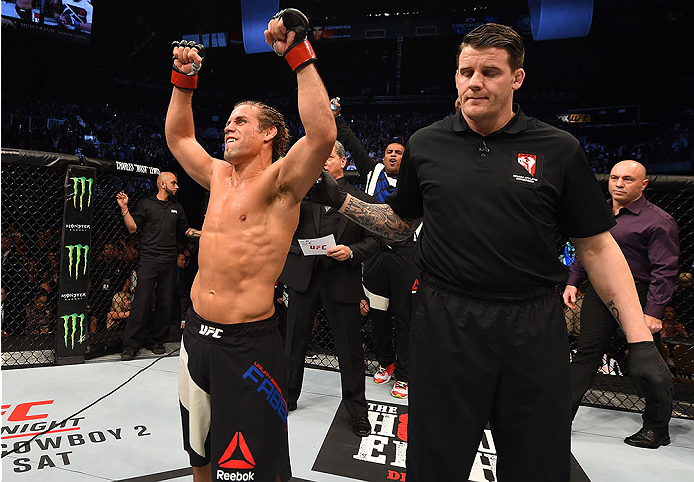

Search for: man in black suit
xmin=280 ymin=140 xmax=382 ymax=437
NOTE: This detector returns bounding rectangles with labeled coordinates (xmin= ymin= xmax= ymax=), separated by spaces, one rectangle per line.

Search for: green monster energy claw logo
xmin=71 ymin=176 xmax=93 ymax=211
xmin=61 ymin=313 xmax=85 ymax=349
xmin=66 ymin=244 xmax=89 ymax=279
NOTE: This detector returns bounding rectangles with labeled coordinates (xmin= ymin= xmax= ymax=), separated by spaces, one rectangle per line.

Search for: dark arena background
xmin=1 ymin=1 xmax=694 ymax=481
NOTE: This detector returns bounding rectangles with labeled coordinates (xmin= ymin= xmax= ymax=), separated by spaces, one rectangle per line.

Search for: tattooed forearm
xmin=341 ymin=195 xmax=420 ymax=240
xmin=606 ymin=300 xmax=622 ymax=326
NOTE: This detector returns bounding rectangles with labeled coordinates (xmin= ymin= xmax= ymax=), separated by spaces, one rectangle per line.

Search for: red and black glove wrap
xmin=171 ymin=40 xmax=206 ymax=90
xmin=271 ymin=8 xmax=317 ymax=72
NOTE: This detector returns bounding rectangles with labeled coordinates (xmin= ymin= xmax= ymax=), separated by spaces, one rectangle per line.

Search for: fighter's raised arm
xmin=267 ymin=9 xmax=337 ymax=203
xmin=165 ymin=40 xmax=215 ymax=190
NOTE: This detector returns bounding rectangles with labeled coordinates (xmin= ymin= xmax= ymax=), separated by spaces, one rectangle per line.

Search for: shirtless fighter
xmin=165 ymin=9 xmax=335 ymax=482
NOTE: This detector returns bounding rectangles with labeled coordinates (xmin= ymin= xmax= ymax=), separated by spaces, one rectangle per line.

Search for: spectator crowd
xmin=2 ymin=94 xmax=691 ymax=175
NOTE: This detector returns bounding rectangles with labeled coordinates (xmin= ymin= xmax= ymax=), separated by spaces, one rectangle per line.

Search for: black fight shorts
xmin=179 ymin=307 xmax=291 ymax=482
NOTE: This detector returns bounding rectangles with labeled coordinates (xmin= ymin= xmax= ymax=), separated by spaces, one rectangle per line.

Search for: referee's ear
xmin=512 ymin=68 xmax=525 ymax=91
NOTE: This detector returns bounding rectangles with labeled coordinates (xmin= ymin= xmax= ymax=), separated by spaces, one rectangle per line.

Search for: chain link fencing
xmin=1 ymin=162 xmax=66 ymax=366
xmin=1 ymin=150 xmax=160 ymax=367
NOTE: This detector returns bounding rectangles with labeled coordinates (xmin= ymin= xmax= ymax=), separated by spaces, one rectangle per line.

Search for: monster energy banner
xmin=55 ymin=165 xmax=96 ymax=364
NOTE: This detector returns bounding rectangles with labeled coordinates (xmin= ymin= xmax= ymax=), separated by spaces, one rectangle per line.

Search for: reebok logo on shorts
xmin=199 ymin=324 xmax=223 ymax=338
xmin=217 ymin=432 xmax=255 ymax=479
xmin=217 ymin=432 xmax=256 ymax=480
xmin=218 ymin=431 xmax=255 ymax=469
xmin=412 ymin=278 xmax=419 ymax=294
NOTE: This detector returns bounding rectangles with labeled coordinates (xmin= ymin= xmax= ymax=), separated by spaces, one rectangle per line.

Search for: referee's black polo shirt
xmin=130 ymin=195 xmax=190 ymax=263
xmin=387 ymin=105 xmax=615 ymax=292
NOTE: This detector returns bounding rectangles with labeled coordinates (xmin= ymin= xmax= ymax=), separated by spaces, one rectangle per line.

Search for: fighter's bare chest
xmin=207 ymin=187 xmax=260 ymax=224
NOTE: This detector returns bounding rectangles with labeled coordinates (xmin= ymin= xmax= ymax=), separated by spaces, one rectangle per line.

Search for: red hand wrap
xmin=171 ymin=70 xmax=198 ymax=90
xmin=284 ymin=39 xmax=317 ymax=71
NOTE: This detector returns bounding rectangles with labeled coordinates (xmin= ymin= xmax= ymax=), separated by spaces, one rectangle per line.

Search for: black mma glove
xmin=306 ymin=171 xmax=346 ymax=209
xmin=627 ymin=341 xmax=673 ymax=411
xmin=271 ymin=8 xmax=316 ymax=71
xmin=171 ymin=40 xmax=206 ymax=90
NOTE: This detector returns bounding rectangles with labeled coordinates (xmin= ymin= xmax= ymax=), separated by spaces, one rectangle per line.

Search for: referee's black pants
xmin=284 ymin=267 xmax=368 ymax=419
xmin=122 ymin=259 xmax=176 ymax=350
xmin=407 ymin=272 xmax=570 ymax=482
xmin=570 ymin=282 xmax=669 ymax=433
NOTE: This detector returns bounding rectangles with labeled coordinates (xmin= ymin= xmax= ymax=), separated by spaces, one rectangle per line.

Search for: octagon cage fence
xmin=1 ymin=149 xmax=693 ymax=420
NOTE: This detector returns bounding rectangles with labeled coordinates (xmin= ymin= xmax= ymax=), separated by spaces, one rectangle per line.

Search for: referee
xmin=307 ymin=23 xmax=672 ymax=481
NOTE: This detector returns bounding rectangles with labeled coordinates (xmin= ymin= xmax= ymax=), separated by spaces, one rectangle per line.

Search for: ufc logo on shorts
xmin=199 ymin=324 xmax=223 ymax=338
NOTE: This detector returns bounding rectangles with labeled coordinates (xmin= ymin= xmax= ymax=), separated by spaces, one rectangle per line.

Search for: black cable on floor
xmin=1 ymin=347 xmax=180 ymax=458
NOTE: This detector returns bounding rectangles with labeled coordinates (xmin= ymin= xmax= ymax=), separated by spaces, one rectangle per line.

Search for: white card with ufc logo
xmin=298 ymin=235 xmax=336 ymax=256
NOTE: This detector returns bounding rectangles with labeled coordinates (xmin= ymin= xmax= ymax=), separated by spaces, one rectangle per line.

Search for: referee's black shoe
xmin=352 ymin=416 xmax=372 ymax=437
xmin=624 ymin=427 xmax=670 ymax=448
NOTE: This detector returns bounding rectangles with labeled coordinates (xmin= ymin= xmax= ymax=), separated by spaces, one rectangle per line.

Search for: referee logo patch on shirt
xmin=510 ymin=152 xmax=543 ymax=186
xmin=171 ymin=209 xmax=178 ymax=213
xmin=518 ymin=153 xmax=536 ymax=175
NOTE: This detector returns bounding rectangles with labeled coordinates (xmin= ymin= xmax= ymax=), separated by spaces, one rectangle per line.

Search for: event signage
xmin=55 ymin=165 xmax=96 ymax=364
xmin=1 ymin=399 xmax=152 ymax=474
xmin=313 ymin=400 xmax=498 ymax=481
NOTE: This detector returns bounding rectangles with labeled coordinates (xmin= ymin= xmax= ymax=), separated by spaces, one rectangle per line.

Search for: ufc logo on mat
xmin=199 ymin=324 xmax=223 ymax=338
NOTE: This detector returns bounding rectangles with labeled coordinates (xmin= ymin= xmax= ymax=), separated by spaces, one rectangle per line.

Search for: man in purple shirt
xmin=564 ymin=160 xmax=679 ymax=449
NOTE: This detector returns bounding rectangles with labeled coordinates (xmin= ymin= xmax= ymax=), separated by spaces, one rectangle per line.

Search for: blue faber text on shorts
xmin=243 ymin=362 xmax=288 ymax=423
